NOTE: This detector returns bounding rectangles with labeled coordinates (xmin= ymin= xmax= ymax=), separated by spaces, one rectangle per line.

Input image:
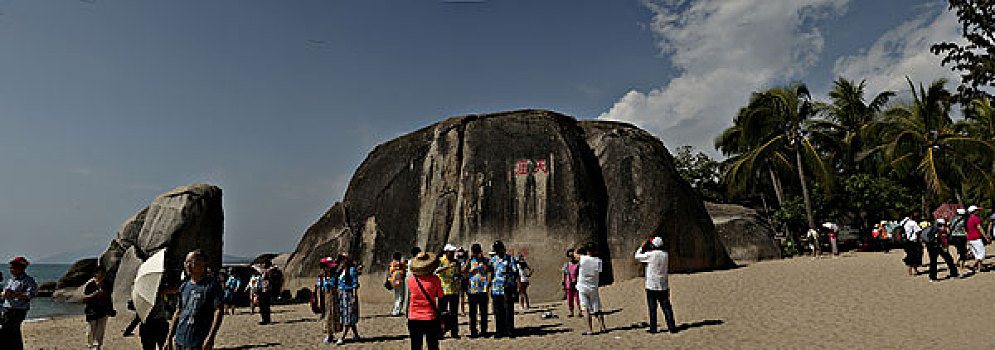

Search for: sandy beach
xmin=24 ymin=251 xmax=995 ymax=349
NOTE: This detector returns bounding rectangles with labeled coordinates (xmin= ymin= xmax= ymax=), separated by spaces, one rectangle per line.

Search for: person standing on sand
xmin=488 ymin=240 xmax=519 ymax=338
xmin=462 ymin=243 xmax=490 ymax=338
xmin=965 ymin=205 xmax=988 ymax=273
xmin=165 ymin=250 xmax=224 ymax=350
xmin=1 ymin=256 xmax=38 ymax=350
xmin=247 ymin=271 xmax=261 ymax=314
xmin=336 ymin=254 xmax=362 ymax=345
xmin=635 ymin=237 xmax=678 ymax=334
xmin=806 ymin=228 xmax=821 ymax=259
xmin=406 ymin=252 xmax=443 ymax=350
xmin=950 ymin=208 xmax=971 ymax=269
xmin=83 ymin=267 xmax=113 ymax=350
xmin=576 ymin=244 xmax=607 ymax=335
xmin=223 ymin=271 xmax=240 ymax=315
xmin=562 ymin=249 xmax=580 ymax=318
xmin=257 ymin=260 xmax=276 ymax=325
xmin=516 ymin=254 xmax=534 ymax=309
xmin=435 ymin=244 xmax=461 ymax=339
xmin=320 ymin=258 xmax=342 ymax=344
xmin=901 ymin=212 xmax=923 ymax=276
xmin=387 ymin=252 xmax=408 ymax=316
xmin=923 ymin=219 xmax=960 ymax=282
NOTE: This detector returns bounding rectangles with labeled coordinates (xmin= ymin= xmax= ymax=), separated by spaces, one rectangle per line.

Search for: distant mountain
xmin=36 ymin=242 xmax=107 ymax=264
xmin=223 ymin=254 xmax=253 ymax=264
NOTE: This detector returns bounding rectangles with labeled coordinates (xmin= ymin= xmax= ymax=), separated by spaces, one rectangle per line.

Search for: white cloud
xmin=833 ymin=4 xmax=963 ymax=97
xmin=70 ymin=166 xmax=92 ymax=176
xmin=599 ymin=0 xmax=849 ymax=154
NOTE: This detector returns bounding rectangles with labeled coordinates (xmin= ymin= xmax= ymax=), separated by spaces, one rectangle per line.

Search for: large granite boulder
xmin=580 ymin=121 xmax=735 ymax=278
xmin=95 ymin=184 xmax=223 ymax=311
xmin=286 ymin=110 xmax=733 ymax=301
xmin=705 ymin=202 xmax=780 ymax=263
xmin=55 ymin=258 xmax=98 ymax=289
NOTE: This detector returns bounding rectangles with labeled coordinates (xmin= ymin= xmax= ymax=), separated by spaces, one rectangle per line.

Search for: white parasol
xmin=132 ymin=249 xmax=166 ymax=323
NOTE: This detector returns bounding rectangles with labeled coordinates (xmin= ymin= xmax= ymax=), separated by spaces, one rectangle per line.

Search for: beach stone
xmin=98 ymin=207 xmax=148 ymax=289
xmin=706 ymin=202 xmax=781 ymax=263
xmin=55 ymin=258 xmax=98 ymax=289
xmin=92 ymin=183 xmax=224 ymax=311
xmin=579 ymin=120 xmax=735 ymax=277
xmin=111 ymin=246 xmax=143 ymax=312
xmin=287 ymin=110 xmax=734 ymax=300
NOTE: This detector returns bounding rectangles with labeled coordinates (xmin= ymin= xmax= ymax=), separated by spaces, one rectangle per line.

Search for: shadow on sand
xmin=216 ymin=342 xmax=281 ymax=350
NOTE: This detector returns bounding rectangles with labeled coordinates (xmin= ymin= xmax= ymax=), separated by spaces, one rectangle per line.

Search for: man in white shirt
xmin=575 ymin=243 xmax=607 ymax=335
xmin=901 ymin=212 xmax=923 ymax=276
xmin=634 ymin=237 xmax=677 ymax=334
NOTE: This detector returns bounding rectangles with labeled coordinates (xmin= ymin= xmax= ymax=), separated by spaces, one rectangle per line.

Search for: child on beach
xmin=516 ymin=254 xmax=533 ymax=309
xmin=224 ymin=271 xmax=241 ymax=315
xmin=562 ymin=249 xmax=580 ymax=317
xmin=248 ymin=272 xmax=261 ymax=314
xmin=575 ymin=244 xmax=607 ymax=335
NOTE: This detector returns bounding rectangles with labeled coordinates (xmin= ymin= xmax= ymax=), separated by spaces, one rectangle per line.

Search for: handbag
xmin=413 ymin=276 xmax=452 ymax=333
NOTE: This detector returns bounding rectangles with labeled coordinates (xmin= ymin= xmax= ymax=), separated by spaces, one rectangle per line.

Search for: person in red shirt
xmin=965 ymin=206 xmax=988 ymax=273
xmin=407 ymin=252 xmax=443 ymax=350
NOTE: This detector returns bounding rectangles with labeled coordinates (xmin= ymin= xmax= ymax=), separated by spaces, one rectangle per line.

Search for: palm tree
xmin=961 ymin=96 xmax=995 ymax=207
xmin=715 ymin=103 xmax=792 ymax=207
xmin=719 ymin=83 xmax=832 ymax=230
xmin=864 ymin=78 xmax=994 ymax=213
xmin=811 ymin=78 xmax=894 ymax=173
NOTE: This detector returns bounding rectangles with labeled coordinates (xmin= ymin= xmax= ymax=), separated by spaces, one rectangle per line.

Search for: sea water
xmin=2 ymin=263 xmax=85 ymax=321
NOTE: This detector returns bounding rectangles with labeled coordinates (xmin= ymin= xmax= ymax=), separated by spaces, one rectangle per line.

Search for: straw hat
xmin=409 ymin=252 xmax=439 ymax=276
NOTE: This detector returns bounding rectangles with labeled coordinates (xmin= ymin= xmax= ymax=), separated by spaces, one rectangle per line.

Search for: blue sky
xmin=0 ymin=0 xmax=965 ymax=262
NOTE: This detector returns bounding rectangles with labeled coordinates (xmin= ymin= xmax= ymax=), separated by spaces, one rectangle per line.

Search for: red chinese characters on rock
xmin=513 ymin=159 xmax=550 ymax=177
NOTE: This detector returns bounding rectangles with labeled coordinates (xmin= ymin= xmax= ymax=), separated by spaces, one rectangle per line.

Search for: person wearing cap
xmin=387 ymin=252 xmax=408 ymax=316
xmin=1 ymin=257 xmax=38 ymax=350
xmin=462 ymin=243 xmax=490 ymax=338
xmin=965 ymin=205 xmax=988 ymax=273
xmin=635 ymin=237 xmax=678 ymax=333
xmin=950 ymin=208 xmax=971 ymax=269
xmin=407 ymin=252 xmax=443 ymax=350
xmin=924 ymin=219 xmax=960 ymax=282
xmin=488 ymin=240 xmax=519 ymax=338
xmin=561 ymin=249 xmax=581 ymax=318
xmin=435 ymin=244 xmax=461 ymax=338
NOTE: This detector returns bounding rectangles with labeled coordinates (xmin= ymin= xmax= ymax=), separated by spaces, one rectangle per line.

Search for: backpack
xmin=920 ymin=225 xmax=937 ymax=244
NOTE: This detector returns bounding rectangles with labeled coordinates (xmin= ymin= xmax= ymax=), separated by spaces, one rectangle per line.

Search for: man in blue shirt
xmin=488 ymin=241 xmax=519 ymax=338
xmin=1 ymin=257 xmax=37 ymax=350
xmin=166 ymin=250 xmax=224 ymax=350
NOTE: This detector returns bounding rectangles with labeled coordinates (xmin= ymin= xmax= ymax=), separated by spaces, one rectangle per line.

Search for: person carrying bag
xmin=407 ymin=252 xmax=445 ymax=350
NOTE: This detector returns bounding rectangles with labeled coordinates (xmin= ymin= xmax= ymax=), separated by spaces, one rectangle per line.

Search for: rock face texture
xmin=580 ymin=121 xmax=735 ymax=278
xmin=55 ymin=258 xmax=98 ymax=289
xmin=705 ymin=202 xmax=781 ymax=263
xmin=91 ymin=184 xmax=224 ymax=311
xmin=287 ymin=110 xmax=733 ymax=300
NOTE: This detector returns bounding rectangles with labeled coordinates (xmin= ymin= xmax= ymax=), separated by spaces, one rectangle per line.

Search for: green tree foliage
xmin=930 ymin=0 xmax=994 ymax=101
xmin=864 ymin=78 xmax=994 ymax=206
xmin=811 ymin=78 xmax=894 ymax=173
xmin=673 ymin=145 xmax=725 ymax=203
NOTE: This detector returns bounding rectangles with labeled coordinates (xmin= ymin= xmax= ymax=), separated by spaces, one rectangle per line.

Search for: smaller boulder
xmin=706 ymin=202 xmax=781 ymax=263
xmin=56 ymin=258 xmax=98 ymax=289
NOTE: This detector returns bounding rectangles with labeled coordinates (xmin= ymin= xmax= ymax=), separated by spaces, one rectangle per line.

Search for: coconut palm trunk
xmin=795 ymin=143 xmax=816 ymax=229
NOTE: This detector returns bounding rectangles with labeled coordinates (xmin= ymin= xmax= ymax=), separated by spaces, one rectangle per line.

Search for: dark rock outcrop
xmin=706 ymin=202 xmax=781 ymax=262
xmin=580 ymin=121 xmax=735 ymax=277
xmin=55 ymin=258 xmax=98 ymax=289
xmin=287 ymin=110 xmax=733 ymax=300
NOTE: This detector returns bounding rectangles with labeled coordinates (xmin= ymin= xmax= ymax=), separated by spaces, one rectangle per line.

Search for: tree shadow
xmin=216 ymin=342 xmax=280 ymax=350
